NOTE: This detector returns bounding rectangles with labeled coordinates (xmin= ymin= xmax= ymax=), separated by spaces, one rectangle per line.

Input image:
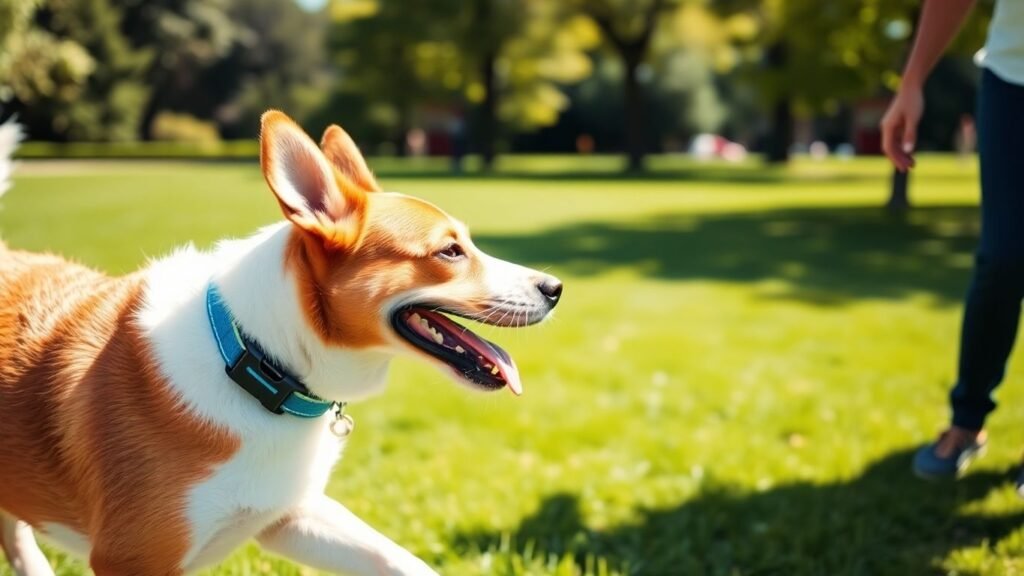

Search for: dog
xmin=0 ymin=111 xmax=562 ymax=575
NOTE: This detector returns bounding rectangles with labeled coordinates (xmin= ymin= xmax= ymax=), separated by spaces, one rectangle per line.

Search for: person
xmin=880 ymin=0 xmax=1024 ymax=483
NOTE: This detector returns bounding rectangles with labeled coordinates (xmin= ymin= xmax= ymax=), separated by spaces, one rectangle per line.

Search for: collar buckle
xmin=226 ymin=343 xmax=304 ymax=415
xmin=207 ymin=282 xmax=336 ymax=419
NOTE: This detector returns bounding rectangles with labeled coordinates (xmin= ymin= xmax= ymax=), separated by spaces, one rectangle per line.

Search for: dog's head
xmin=260 ymin=110 xmax=561 ymax=395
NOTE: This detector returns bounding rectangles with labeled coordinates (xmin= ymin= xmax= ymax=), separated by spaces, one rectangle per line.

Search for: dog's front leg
xmin=0 ymin=516 xmax=54 ymax=576
xmin=257 ymin=494 xmax=439 ymax=576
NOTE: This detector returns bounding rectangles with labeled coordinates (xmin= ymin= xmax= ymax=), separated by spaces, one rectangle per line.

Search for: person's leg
xmin=949 ymin=69 xmax=1024 ymax=431
xmin=915 ymin=69 xmax=1024 ymax=478
xmin=950 ymin=260 xmax=1024 ymax=430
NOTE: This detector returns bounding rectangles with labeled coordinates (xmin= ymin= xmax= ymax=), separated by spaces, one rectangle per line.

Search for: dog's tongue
xmin=482 ymin=339 xmax=522 ymax=396
xmin=413 ymin=308 xmax=522 ymax=395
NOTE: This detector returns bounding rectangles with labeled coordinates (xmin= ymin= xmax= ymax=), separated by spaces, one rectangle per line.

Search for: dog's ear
xmin=260 ymin=110 xmax=366 ymax=249
xmin=320 ymin=124 xmax=380 ymax=193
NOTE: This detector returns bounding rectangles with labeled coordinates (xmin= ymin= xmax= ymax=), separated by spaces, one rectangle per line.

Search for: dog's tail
xmin=0 ymin=118 xmax=23 ymax=199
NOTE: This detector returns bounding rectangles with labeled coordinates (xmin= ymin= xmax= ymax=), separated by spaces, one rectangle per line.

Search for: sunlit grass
xmin=2 ymin=154 xmax=1022 ymax=575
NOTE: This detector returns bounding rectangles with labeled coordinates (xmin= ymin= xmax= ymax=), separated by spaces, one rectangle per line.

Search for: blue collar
xmin=205 ymin=283 xmax=336 ymax=418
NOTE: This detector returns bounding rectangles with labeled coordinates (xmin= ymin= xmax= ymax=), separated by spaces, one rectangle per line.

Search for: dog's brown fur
xmin=0 ymin=248 xmax=239 ymax=574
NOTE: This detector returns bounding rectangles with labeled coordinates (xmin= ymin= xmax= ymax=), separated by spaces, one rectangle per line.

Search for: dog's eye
xmin=437 ymin=242 xmax=465 ymax=260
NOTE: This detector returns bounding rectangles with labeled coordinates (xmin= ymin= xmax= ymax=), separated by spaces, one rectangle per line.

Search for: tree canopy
xmin=0 ymin=0 xmax=995 ymax=164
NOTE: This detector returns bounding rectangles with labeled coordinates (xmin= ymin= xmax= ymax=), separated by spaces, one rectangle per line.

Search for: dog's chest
xmin=182 ymin=508 xmax=280 ymax=573
xmin=181 ymin=423 xmax=343 ymax=570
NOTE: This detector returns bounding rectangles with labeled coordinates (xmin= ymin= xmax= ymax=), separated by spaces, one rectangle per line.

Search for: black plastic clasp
xmin=225 ymin=345 xmax=300 ymax=414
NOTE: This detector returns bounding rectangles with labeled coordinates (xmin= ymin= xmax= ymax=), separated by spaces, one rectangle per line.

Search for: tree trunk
xmin=885 ymin=3 xmax=921 ymax=211
xmin=139 ymin=75 xmax=166 ymax=141
xmin=765 ymin=96 xmax=792 ymax=163
xmin=586 ymin=2 xmax=659 ymax=173
xmin=623 ymin=50 xmax=645 ymax=172
xmin=395 ymin=104 xmax=410 ymax=157
xmin=479 ymin=50 xmax=498 ymax=171
xmin=887 ymin=168 xmax=911 ymax=213
xmin=762 ymin=40 xmax=791 ymax=163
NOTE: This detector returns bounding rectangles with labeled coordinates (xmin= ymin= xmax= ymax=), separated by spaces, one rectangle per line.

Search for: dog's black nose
xmin=537 ymin=276 xmax=563 ymax=305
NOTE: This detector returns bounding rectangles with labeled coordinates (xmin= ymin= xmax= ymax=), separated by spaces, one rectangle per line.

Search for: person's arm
xmin=881 ymin=0 xmax=977 ymax=171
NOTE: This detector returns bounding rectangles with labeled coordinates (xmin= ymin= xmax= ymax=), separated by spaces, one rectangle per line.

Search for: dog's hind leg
xmin=1 ymin=515 xmax=54 ymax=576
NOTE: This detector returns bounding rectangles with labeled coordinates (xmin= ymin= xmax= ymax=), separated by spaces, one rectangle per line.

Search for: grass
xmin=2 ymin=154 xmax=1023 ymax=576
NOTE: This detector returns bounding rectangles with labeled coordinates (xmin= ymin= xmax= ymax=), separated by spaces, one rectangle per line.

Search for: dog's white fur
xmin=144 ymin=225 xmax=403 ymax=572
xmin=0 ymin=119 xmax=22 ymax=198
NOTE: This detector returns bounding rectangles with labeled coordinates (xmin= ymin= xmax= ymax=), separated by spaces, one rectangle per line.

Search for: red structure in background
xmin=853 ymin=99 xmax=888 ymax=155
xmin=414 ymin=105 xmax=464 ymax=157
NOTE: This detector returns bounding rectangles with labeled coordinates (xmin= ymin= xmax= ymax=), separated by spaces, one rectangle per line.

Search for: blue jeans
xmin=950 ymin=69 xmax=1024 ymax=431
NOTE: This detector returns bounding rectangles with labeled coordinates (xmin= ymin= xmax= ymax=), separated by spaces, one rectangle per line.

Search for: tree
xmin=328 ymin=0 xmax=596 ymax=167
xmin=0 ymin=0 xmax=38 ymax=57
xmin=718 ymin=0 xmax=991 ymax=163
xmin=462 ymin=0 xmax=598 ymax=168
xmin=119 ymin=0 xmax=239 ymax=139
xmin=464 ymin=0 xmax=515 ymax=169
xmin=0 ymin=0 xmax=94 ymax=127
xmin=488 ymin=2 xmax=597 ymax=157
xmin=7 ymin=0 xmax=149 ymax=140
xmin=201 ymin=0 xmax=330 ymax=138
xmin=574 ymin=0 xmax=677 ymax=172
xmin=328 ymin=0 xmax=451 ymax=152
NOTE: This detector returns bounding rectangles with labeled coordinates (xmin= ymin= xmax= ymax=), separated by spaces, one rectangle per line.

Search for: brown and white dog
xmin=0 ymin=111 xmax=561 ymax=575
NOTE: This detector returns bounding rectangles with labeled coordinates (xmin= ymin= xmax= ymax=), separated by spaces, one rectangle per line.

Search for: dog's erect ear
xmin=320 ymin=124 xmax=380 ymax=193
xmin=260 ymin=110 xmax=366 ymax=249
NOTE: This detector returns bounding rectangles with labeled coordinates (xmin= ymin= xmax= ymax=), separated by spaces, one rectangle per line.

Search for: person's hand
xmin=880 ymin=85 xmax=924 ymax=172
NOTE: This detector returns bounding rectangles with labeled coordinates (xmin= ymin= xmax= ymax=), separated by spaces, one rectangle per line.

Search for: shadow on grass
xmin=476 ymin=205 xmax=980 ymax=305
xmin=452 ymin=449 xmax=1023 ymax=575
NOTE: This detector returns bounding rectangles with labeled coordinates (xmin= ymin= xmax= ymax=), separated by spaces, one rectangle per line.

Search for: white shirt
xmin=977 ymin=0 xmax=1024 ymax=85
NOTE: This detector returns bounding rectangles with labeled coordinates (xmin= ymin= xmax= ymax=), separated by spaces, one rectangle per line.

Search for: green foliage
xmin=0 ymin=0 xmax=94 ymax=109
xmin=119 ymin=0 xmax=239 ymax=133
xmin=326 ymin=0 xmax=447 ymax=143
xmin=151 ymin=111 xmax=222 ymax=144
xmin=48 ymin=0 xmax=150 ymax=141
xmin=3 ymin=156 xmax=1024 ymax=575
xmin=117 ymin=0 xmax=327 ymax=139
xmin=722 ymin=0 xmax=993 ymax=114
xmin=119 ymin=0 xmax=237 ymax=69
xmin=5 ymin=0 xmax=327 ymax=142
xmin=575 ymin=0 xmax=669 ymax=47
xmin=0 ymin=0 xmax=37 ymax=44
xmin=1 ymin=0 xmax=995 ymax=156
xmin=565 ymin=0 xmax=742 ymax=165
xmin=649 ymin=4 xmax=742 ymax=136
xmin=1 ymin=27 xmax=94 ymax=104
xmin=495 ymin=3 xmax=599 ymax=129
xmin=327 ymin=0 xmax=598 ymax=146
xmin=208 ymin=0 xmax=330 ymax=138
xmin=5 ymin=0 xmax=150 ymax=140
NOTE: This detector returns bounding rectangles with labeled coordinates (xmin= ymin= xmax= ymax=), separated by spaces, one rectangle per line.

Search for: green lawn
xmin=3 ymin=155 xmax=1023 ymax=576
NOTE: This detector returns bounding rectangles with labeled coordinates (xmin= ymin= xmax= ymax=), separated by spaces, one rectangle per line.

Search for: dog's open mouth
xmin=391 ymin=306 xmax=522 ymax=395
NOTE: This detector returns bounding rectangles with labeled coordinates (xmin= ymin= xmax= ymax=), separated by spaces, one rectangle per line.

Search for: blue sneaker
xmin=913 ymin=431 xmax=987 ymax=480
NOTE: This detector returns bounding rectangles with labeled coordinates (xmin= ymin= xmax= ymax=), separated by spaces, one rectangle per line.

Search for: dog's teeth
xmin=455 ymin=345 xmax=465 ymax=354
xmin=410 ymin=313 xmax=422 ymax=323
xmin=432 ymin=331 xmax=444 ymax=344
xmin=491 ymin=365 xmax=500 ymax=375
xmin=419 ymin=318 xmax=430 ymax=329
